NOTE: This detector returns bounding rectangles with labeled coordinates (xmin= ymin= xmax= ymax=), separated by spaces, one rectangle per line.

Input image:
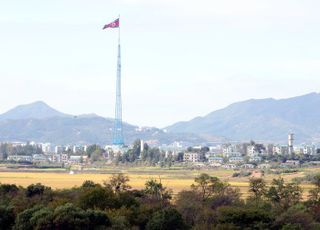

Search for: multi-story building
xmin=247 ymin=145 xmax=259 ymax=157
xmin=303 ymin=145 xmax=316 ymax=155
xmin=61 ymin=154 xmax=69 ymax=163
xmin=183 ymin=152 xmax=201 ymax=162
xmin=249 ymin=156 xmax=262 ymax=162
xmin=208 ymin=156 xmax=224 ymax=164
xmin=229 ymin=156 xmax=244 ymax=163
xmin=52 ymin=154 xmax=61 ymax=163
xmin=7 ymin=155 xmax=32 ymax=162
xmin=41 ymin=143 xmax=51 ymax=153
xmin=55 ymin=146 xmax=65 ymax=154
xmin=32 ymin=154 xmax=48 ymax=163
xmin=225 ymin=152 xmax=242 ymax=158
xmin=273 ymin=145 xmax=288 ymax=155
xmin=69 ymin=156 xmax=82 ymax=163
xmin=222 ymin=145 xmax=234 ymax=157
xmin=72 ymin=146 xmax=86 ymax=154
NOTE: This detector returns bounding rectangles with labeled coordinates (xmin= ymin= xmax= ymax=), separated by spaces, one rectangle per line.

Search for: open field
xmin=0 ymin=167 xmax=319 ymax=198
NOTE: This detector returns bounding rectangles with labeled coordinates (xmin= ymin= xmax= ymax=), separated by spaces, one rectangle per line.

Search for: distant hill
xmin=0 ymin=102 xmax=206 ymax=145
xmin=0 ymin=101 xmax=71 ymax=120
xmin=166 ymin=93 xmax=320 ymax=143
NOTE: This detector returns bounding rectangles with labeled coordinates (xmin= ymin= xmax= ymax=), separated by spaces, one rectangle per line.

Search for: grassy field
xmin=0 ymin=167 xmax=318 ymax=198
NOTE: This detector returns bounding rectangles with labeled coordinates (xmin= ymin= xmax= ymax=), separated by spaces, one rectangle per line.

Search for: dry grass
xmin=0 ymin=167 xmax=317 ymax=198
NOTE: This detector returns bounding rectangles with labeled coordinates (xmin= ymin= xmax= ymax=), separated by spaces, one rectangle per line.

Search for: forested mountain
xmin=167 ymin=93 xmax=320 ymax=143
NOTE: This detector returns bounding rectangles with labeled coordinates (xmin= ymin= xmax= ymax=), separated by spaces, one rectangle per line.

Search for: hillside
xmin=166 ymin=93 xmax=320 ymax=143
xmin=0 ymin=102 xmax=206 ymax=145
xmin=0 ymin=101 xmax=71 ymax=120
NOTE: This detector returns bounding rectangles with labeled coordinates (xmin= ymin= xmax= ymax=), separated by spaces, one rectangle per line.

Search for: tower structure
xmin=103 ymin=17 xmax=124 ymax=146
xmin=112 ymin=22 xmax=124 ymax=146
xmin=288 ymin=133 xmax=294 ymax=155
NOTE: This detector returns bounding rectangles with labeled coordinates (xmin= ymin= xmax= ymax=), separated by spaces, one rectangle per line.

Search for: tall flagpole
xmin=112 ymin=15 xmax=124 ymax=146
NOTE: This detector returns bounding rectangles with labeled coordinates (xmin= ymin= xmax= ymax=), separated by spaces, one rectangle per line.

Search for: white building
xmin=273 ymin=145 xmax=288 ymax=155
xmin=242 ymin=164 xmax=255 ymax=169
xmin=225 ymin=152 xmax=242 ymax=158
xmin=52 ymin=154 xmax=61 ymax=163
xmin=247 ymin=145 xmax=259 ymax=157
xmin=222 ymin=145 xmax=234 ymax=157
xmin=208 ymin=156 xmax=224 ymax=164
xmin=303 ymin=145 xmax=316 ymax=155
xmin=7 ymin=155 xmax=32 ymax=162
xmin=258 ymin=163 xmax=271 ymax=169
xmin=55 ymin=146 xmax=65 ymax=154
xmin=32 ymin=154 xmax=48 ymax=163
xmin=69 ymin=155 xmax=82 ymax=163
xmin=41 ymin=143 xmax=51 ymax=153
xmin=249 ymin=156 xmax=262 ymax=162
xmin=222 ymin=164 xmax=237 ymax=169
xmin=229 ymin=156 xmax=244 ymax=163
xmin=61 ymin=154 xmax=69 ymax=163
xmin=72 ymin=146 xmax=86 ymax=153
xmin=184 ymin=152 xmax=201 ymax=162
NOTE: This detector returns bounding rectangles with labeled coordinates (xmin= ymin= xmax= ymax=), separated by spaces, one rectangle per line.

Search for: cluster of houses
xmin=182 ymin=142 xmax=320 ymax=169
xmin=2 ymin=137 xmax=320 ymax=169
xmin=7 ymin=153 xmax=88 ymax=165
xmin=3 ymin=142 xmax=90 ymax=165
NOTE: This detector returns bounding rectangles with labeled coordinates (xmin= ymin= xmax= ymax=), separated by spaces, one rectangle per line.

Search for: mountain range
xmin=0 ymin=92 xmax=319 ymax=145
xmin=0 ymin=101 xmax=207 ymax=145
xmin=166 ymin=92 xmax=320 ymax=144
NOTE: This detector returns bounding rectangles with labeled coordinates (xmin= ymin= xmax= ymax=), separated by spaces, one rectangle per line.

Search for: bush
xmin=232 ymin=171 xmax=252 ymax=177
xmin=0 ymin=206 xmax=15 ymax=230
xmin=146 ymin=207 xmax=190 ymax=230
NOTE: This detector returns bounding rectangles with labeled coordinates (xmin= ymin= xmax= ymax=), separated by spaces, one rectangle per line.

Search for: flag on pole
xmin=103 ymin=18 xmax=120 ymax=29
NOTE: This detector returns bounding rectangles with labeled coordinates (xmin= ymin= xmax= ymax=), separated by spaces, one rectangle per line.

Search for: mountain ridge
xmin=166 ymin=92 xmax=320 ymax=143
xmin=0 ymin=101 xmax=72 ymax=120
xmin=2 ymin=92 xmax=320 ymax=144
xmin=0 ymin=101 xmax=209 ymax=145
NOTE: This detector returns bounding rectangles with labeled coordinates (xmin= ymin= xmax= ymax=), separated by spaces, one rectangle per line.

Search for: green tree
xmin=52 ymin=203 xmax=89 ymax=229
xmin=0 ymin=206 xmax=15 ymax=230
xmin=29 ymin=207 xmax=54 ymax=230
xmin=191 ymin=173 xmax=227 ymax=201
xmin=267 ymin=178 xmax=302 ymax=210
xmin=86 ymin=145 xmax=103 ymax=158
xmin=90 ymin=149 xmax=103 ymax=162
xmin=274 ymin=205 xmax=315 ymax=230
xmin=146 ymin=207 xmax=189 ymax=230
xmin=25 ymin=183 xmax=50 ymax=198
xmin=86 ymin=209 xmax=111 ymax=228
xmin=175 ymin=190 xmax=202 ymax=226
xmin=248 ymin=178 xmax=267 ymax=203
xmin=216 ymin=206 xmax=273 ymax=229
xmin=81 ymin=180 xmax=99 ymax=189
xmin=308 ymin=174 xmax=320 ymax=204
xmin=144 ymin=179 xmax=172 ymax=202
xmin=14 ymin=205 xmax=44 ymax=230
xmin=78 ymin=186 xmax=118 ymax=210
xmin=107 ymin=173 xmax=131 ymax=193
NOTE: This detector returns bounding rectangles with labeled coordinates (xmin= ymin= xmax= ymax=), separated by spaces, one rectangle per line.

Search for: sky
xmin=0 ymin=0 xmax=320 ymax=128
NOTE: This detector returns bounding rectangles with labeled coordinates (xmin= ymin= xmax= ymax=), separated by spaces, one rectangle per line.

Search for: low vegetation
xmin=1 ymin=173 xmax=320 ymax=229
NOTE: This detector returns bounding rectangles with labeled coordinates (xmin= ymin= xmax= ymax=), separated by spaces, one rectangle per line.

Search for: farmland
xmin=0 ymin=166 xmax=319 ymax=198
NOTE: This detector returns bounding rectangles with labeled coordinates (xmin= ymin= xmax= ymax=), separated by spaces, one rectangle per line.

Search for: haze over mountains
xmin=0 ymin=101 xmax=205 ymax=145
xmin=0 ymin=93 xmax=319 ymax=145
xmin=167 ymin=92 xmax=320 ymax=144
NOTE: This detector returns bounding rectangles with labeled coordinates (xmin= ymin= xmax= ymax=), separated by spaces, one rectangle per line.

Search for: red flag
xmin=103 ymin=18 xmax=119 ymax=29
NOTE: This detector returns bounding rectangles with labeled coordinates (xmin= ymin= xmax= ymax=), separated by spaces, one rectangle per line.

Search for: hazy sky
xmin=0 ymin=0 xmax=320 ymax=127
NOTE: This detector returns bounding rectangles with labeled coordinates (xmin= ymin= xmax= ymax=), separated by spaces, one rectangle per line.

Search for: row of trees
xmin=2 ymin=173 xmax=320 ymax=229
xmin=0 ymin=143 xmax=43 ymax=159
xmin=112 ymin=140 xmax=183 ymax=166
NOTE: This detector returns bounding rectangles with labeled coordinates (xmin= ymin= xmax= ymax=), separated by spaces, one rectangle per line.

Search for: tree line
xmin=1 ymin=173 xmax=320 ymax=229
